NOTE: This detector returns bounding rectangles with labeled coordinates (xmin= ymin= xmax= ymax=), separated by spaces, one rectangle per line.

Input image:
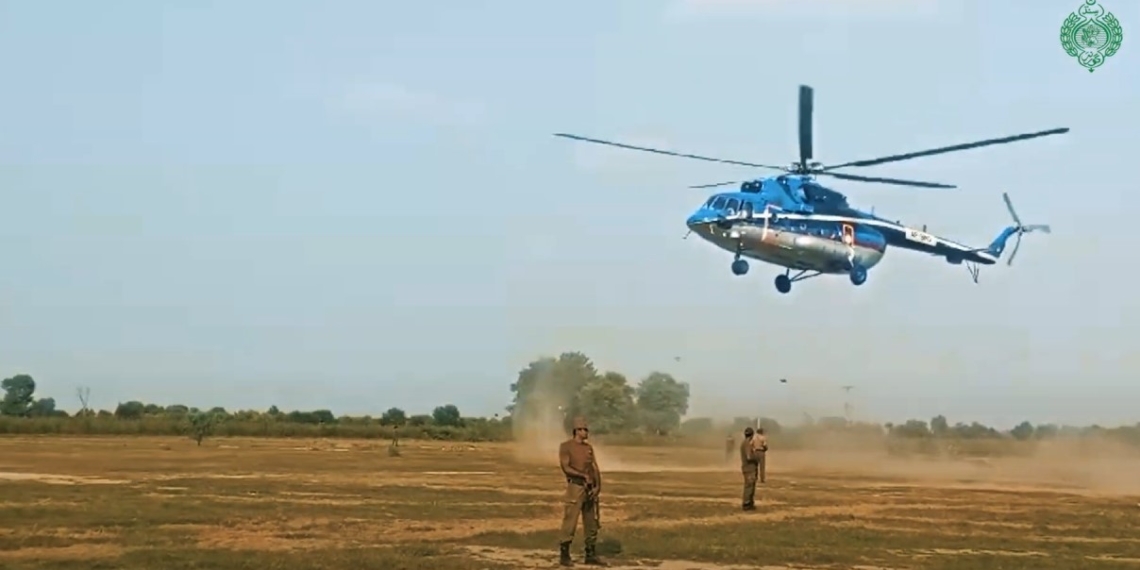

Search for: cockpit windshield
xmin=711 ymin=196 xmax=728 ymax=210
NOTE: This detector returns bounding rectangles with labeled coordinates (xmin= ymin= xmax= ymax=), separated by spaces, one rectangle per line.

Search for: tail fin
xmin=990 ymin=193 xmax=1051 ymax=265
xmin=986 ymin=226 xmax=1020 ymax=259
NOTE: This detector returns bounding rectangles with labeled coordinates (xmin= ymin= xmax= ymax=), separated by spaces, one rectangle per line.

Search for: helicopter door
xmin=742 ymin=201 xmax=754 ymax=219
xmin=841 ymin=223 xmax=855 ymax=247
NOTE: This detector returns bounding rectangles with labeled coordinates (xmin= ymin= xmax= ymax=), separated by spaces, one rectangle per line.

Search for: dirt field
xmin=1 ymin=436 xmax=1139 ymax=569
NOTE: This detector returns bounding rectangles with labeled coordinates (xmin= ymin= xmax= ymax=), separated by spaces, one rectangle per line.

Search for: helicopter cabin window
xmin=742 ymin=201 xmax=754 ymax=218
xmin=726 ymin=198 xmax=740 ymax=213
xmin=712 ymin=196 xmax=728 ymax=210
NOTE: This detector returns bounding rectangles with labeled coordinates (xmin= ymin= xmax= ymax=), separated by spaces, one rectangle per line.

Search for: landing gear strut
xmin=849 ymin=264 xmax=868 ymax=286
xmin=774 ymin=269 xmax=821 ymax=294
xmin=730 ymin=243 xmax=749 ymax=276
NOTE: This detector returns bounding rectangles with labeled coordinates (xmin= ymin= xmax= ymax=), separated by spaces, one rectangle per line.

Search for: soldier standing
xmin=558 ymin=416 xmax=607 ymax=566
xmin=739 ymin=426 xmax=759 ymax=510
xmin=752 ymin=427 xmax=769 ymax=484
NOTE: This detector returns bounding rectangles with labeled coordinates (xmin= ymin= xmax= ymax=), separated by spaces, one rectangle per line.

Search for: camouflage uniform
xmin=739 ymin=427 xmax=758 ymax=510
xmin=752 ymin=428 xmax=769 ymax=484
xmin=558 ymin=417 xmax=607 ymax=566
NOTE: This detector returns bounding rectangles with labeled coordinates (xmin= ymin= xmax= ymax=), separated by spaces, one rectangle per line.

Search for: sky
xmin=0 ymin=0 xmax=1136 ymax=430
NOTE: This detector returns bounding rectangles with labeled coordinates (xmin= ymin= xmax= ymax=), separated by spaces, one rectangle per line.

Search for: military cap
xmin=743 ymin=426 xmax=754 ymax=436
xmin=572 ymin=416 xmax=589 ymax=430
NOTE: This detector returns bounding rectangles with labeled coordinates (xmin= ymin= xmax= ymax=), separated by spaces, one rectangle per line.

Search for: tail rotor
xmin=1002 ymin=192 xmax=1051 ymax=266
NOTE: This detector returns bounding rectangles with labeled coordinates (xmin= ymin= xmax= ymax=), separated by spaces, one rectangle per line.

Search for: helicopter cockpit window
xmin=711 ymin=196 xmax=728 ymax=210
xmin=705 ymin=196 xmax=717 ymax=207
xmin=726 ymin=198 xmax=740 ymax=213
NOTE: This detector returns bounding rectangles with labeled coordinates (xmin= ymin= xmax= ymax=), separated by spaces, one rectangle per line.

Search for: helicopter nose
xmin=687 ymin=208 xmax=717 ymax=229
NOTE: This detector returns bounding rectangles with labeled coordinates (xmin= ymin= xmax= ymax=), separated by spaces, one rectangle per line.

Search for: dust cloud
xmin=508 ymin=390 xmax=712 ymax=474
xmin=513 ymin=407 xmax=1140 ymax=497
xmin=510 ymin=395 xmax=567 ymax=467
xmin=777 ymin=429 xmax=1140 ymax=494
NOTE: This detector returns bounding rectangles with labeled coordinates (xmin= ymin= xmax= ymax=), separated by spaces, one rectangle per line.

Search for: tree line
xmin=3 ymin=353 xmax=1139 ymax=453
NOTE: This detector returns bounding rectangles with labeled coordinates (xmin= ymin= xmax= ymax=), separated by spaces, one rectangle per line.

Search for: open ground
xmin=1 ymin=436 xmax=1140 ymax=569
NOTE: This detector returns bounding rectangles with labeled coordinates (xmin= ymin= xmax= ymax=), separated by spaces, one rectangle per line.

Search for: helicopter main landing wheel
xmin=731 ymin=259 xmax=749 ymax=276
xmin=849 ymin=264 xmax=868 ymax=286
xmin=774 ymin=274 xmax=792 ymax=294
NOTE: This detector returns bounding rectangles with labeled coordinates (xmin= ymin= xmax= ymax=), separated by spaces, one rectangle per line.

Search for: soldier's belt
xmin=567 ymin=477 xmax=587 ymax=485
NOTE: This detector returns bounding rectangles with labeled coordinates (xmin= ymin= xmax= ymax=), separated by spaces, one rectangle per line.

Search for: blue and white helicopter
xmin=554 ymin=85 xmax=1065 ymax=294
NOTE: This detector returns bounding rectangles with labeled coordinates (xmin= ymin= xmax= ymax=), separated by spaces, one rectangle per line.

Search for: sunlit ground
xmin=0 ymin=436 xmax=1139 ymax=569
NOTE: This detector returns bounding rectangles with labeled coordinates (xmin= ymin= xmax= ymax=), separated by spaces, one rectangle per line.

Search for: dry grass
xmin=1 ymin=435 xmax=1140 ymax=569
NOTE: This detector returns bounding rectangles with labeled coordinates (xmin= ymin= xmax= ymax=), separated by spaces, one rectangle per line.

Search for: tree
xmin=28 ymin=397 xmax=57 ymax=417
xmin=114 ymin=401 xmax=145 ymax=420
xmin=1035 ymin=423 xmax=1058 ymax=439
xmin=311 ymin=409 xmax=336 ymax=424
xmin=818 ymin=416 xmax=848 ymax=430
xmin=165 ymin=404 xmax=190 ymax=416
xmin=509 ymin=352 xmax=599 ymax=425
xmin=380 ymin=407 xmax=407 ymax=426
xmin=188 ymin=411 xmax=221 ymax=446
xmin=930 ymin=415 xmax=949 ymax=436
xmin=432 ymin=404 xmax=462 ymax=427
xmin=949 ymin=421 xmax=999 ymax=439
xmin=892 ymin=419 xmax=932 ymax=438
xmin=680 ymin=417 xmax=714 ymax=436
xmin=758 ymin=417 xmax=782 ymax=435
xmin=1 ymin=374 xmax=36 ymax=417
xmin=634 ymin=372 xmax=690 ymax=435
xmin=576 ymin=372 xmax=636 ymax=434
xmin=1010 ymin=421 xmax=1035 ymax=441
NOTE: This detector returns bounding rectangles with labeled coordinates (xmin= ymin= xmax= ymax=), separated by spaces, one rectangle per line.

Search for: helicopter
xmin=553 ymin=85 xmax=1065 ymax=294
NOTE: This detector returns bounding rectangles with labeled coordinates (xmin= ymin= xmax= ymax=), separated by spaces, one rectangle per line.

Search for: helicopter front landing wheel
xmin=774 ymin=274 xmax=791 ymax=294
xmin=849 ymin=264 xmax=868 ymax=286
xmin=731 ymin=259 xmax=749 ymax=276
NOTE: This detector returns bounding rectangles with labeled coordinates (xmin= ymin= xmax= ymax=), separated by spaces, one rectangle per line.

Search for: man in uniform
xmin=752 ymin=427 xmax=769 ymax=484
xmin=558 ymin=416 xmax=607 ymax=566
xmin=739 ymin=426 xmax=759 ymax=510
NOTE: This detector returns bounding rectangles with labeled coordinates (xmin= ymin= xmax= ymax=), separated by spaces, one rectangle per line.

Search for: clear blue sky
xmin=1 ymin=0 xmax=1136 ymax=429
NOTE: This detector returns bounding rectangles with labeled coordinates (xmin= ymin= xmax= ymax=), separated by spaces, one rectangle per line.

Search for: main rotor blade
xmin=1007 ymin=233 xmax=1022 ymax=266
xmin=688 ymin=180 xmax=742 ymax=189
xmin=1002 ymin=192 xmax=1022 ymax=226
xmin=1023 ymin=224 xmax=1051 ymax=233
xmin=552 ymin=133 xmax=788 ymax=170
xmin=799 ymin=85 xmax=814 ymax=169
xmin=816 ymin=171 xmax=956 ymax=189
xmin=821 ymin=128 xmax=1070 ymax=170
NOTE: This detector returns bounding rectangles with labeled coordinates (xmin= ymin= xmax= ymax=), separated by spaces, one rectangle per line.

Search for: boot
xmin=584 ymin=543 xmax=608 ymax=566
xmin=559 ymin=541 xmax=573 ymax=566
